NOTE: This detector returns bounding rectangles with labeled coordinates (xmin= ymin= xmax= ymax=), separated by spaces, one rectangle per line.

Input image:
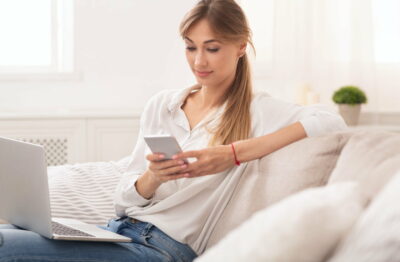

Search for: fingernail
xmin=178 ymin=160 xmax=184 ymax=165
xmin=172 ymin=155 xmax=178 ymax=159
xmin=184 ymin=173 xmax=190 ymax=177
xmin=181 ymin=164 xmax=187 ymax=168
xmin=159 ymin=154 xmax=165 ymax=159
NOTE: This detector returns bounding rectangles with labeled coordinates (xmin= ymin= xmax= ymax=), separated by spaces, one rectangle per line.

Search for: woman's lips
xmin=195 ymin=70 xmax=213 ymax=77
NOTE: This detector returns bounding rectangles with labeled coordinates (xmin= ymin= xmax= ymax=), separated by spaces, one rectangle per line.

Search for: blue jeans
xmin=0 ymin=217 xmax=197 ymax=262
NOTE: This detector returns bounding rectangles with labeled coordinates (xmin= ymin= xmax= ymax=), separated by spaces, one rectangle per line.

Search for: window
xmin=0 ymin=0 xmax=74 ymax=75
xmin=372 ymin=0 xmax=400 ymax=63
xmin=241 ymin=0 xmax=400 ymax=65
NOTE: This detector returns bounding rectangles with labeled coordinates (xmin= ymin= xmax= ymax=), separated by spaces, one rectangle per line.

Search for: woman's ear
xmin=238 ymin=43 xmax=247 ymax=58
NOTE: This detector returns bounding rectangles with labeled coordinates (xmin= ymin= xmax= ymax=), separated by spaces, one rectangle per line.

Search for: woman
xmin=0 ymin=0 xmax=347 ymax=261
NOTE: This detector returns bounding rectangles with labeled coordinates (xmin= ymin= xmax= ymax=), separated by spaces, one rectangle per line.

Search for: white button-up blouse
xmin=114 ymin=85 xmax=348 ymax=255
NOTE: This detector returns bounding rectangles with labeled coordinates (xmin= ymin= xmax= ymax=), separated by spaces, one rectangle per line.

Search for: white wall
xmin=0 ymin=0 xmax=197 ymax=113
xmin=0 ymin=0 xmax=398 ymax=119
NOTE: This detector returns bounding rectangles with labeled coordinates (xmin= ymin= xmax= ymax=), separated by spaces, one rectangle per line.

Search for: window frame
xmin=0 ymin=0 xmax=79 ymax=81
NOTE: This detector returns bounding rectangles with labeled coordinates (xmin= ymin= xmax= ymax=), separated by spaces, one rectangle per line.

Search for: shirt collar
xmin=167 ymin=85 xmax=200 ymax=113
xmin=167 ymin=85 xmax=228 ymax=130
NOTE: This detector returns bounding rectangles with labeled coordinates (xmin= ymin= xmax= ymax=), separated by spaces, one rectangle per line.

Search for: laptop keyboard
xmin=51 ymin=221 xmax=94 ymax=237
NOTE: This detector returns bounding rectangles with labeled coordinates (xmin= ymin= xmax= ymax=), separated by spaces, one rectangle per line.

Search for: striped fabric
xmin=48 ymin=156 xmax=130 ymax=226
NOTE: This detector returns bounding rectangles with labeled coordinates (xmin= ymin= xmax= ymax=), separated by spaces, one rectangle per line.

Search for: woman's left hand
xmin=172 ymin=145 xmax=237 ymax=178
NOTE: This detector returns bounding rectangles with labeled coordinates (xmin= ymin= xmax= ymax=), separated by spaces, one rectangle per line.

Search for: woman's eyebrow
xmin=185 ymin=37 xmax=221 ymax=44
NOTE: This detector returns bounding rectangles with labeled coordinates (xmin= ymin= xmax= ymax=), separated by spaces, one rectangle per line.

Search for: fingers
xmin=173 ymin=150 xmax=201 ymax=160
xmin=181 ymin=159 xmax=219 ymax=178
xmin=151 ymin=164 xmax=189 ymax=183
xmin=158 ymin=163 xmax=188 ymax=176
xmin=146 ymin=153 xmax=189 ymax=182
xmin=146 ymin=154 xmax=165 ymax=162
xmin=146 ymin=153 xmax=182 ymax=167
xmin=149 ymin=158 xmax=187 ymax=171
xmin=163 ymin=172 xmax=189 ymax=181
xmin=180 ymin=161 xmax=200 ymax=174
xmin=146 ymin=151 xmax=213 ymax=181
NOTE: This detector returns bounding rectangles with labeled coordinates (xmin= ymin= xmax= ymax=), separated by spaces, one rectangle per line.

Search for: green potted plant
xmin=332 ymin=85 xmax=367 ymax=126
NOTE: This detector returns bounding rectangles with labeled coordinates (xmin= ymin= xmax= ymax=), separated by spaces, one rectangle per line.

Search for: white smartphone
xmin=144 ymin=135 xmax=187 ymax=162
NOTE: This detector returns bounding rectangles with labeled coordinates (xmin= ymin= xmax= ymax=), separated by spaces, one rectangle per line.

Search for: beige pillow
xmin=206 ymin=131 xmax=353 ymax=249
xmin=196 ymin=182 xmax=367 ymax=262
xmin=328 ymin=131 xmax=400 ymax=201
xmin=328 ymin=170 xmax=400 ymax=262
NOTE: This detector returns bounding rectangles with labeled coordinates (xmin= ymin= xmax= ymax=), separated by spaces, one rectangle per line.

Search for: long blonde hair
xmin=179 ymin=0 xmax=254 ymax=146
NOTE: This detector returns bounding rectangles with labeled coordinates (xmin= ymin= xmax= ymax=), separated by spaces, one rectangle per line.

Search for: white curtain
xmin=241 ymin=0 xmax=400 ymax=123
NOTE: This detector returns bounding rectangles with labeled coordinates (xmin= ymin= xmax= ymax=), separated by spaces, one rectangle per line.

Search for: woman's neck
xmin=195 ymin=86 xmax=226 ymax=109
xmin=196 ymin=73 xmax=235 ymax=109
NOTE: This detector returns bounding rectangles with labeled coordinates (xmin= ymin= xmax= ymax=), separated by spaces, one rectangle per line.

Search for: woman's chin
xmin=195 ymin=77 xmax=215 ymax=86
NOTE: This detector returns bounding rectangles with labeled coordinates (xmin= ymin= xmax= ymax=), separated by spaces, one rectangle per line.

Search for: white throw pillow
xmin=47 ymin=157 xmax=130 ymax=225
xmin=328 ymin=170 xmax=400 ymax=262
xmin=196 ymin=182 xmax=367 ymax=262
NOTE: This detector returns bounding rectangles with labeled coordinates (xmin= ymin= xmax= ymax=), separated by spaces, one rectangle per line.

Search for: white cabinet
xmin=87 ymin=118 xmax=140 ymax=162
xmin=0 ymin=112 xmax=141 ymax=165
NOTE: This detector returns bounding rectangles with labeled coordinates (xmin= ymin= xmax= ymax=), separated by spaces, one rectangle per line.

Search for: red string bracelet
xmin=230 ymin=143 xmax=241 ymax=166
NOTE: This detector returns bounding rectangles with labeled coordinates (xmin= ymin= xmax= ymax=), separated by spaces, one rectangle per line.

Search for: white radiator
xmin=18 ymin=137 xmax=69 ymax=166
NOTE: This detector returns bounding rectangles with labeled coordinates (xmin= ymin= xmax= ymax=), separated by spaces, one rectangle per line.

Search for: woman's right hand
xmin=135 ymin=154 xmax=189 ymax=199
xmin=145 ymin=153 xmax=189 ymax=184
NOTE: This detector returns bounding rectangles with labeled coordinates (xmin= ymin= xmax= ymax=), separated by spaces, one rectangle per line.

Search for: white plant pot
xmin=338 ymin=104 xmax=361 ymax=126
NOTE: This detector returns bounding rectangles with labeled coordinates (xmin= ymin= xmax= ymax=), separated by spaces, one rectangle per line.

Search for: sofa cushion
xmin=328 ymin=170 xmax=400 ymax=262
xmin=328 ymin=130 xmax=400 ymax=201
xmin=206 ymin=131 xmax=353 ymax=249
xmin=196 ymin=182 xmax=366 ymax=262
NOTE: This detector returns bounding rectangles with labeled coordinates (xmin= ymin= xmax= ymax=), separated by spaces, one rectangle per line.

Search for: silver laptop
xmin=0 ymin=136 xmax=131 ymax=242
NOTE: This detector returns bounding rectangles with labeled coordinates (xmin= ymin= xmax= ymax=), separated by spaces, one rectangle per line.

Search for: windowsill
xmin=359 ymin=111 xmax=400 ymax=125
xmin=0 ymin=71 xmax=84 ymax=82
xmin=347 ymin=124 xmax=400 ymax=132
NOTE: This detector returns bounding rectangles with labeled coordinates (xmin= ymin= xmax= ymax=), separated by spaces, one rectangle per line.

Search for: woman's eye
xmin=207 ymin=48 xmax=219 ymax=53
xmin=186 ymin=47 xmax=196 ymax=52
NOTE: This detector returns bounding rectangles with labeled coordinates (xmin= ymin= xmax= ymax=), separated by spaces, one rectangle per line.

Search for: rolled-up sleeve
xmin=297 ymin=104 xmax=349 ymax=137
xmin=113 ymin=117 xmax=152 ymax=217
xmin=255 ymin=93 xmax=348 ymax=137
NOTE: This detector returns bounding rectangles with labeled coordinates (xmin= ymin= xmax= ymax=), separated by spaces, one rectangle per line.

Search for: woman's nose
xmin=194 ymin=51 xmax=207 ymax=67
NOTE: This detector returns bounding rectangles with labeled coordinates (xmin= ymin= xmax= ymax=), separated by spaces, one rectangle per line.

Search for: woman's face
xmin=184 ymin=19 xmax=245 ymax=88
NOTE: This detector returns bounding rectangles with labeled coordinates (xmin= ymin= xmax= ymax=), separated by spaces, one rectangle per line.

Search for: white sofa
xmin=199 ymin=130 xmax=400 ymax=261
xmin=2 ymin=130 xmax=400 ymax=261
